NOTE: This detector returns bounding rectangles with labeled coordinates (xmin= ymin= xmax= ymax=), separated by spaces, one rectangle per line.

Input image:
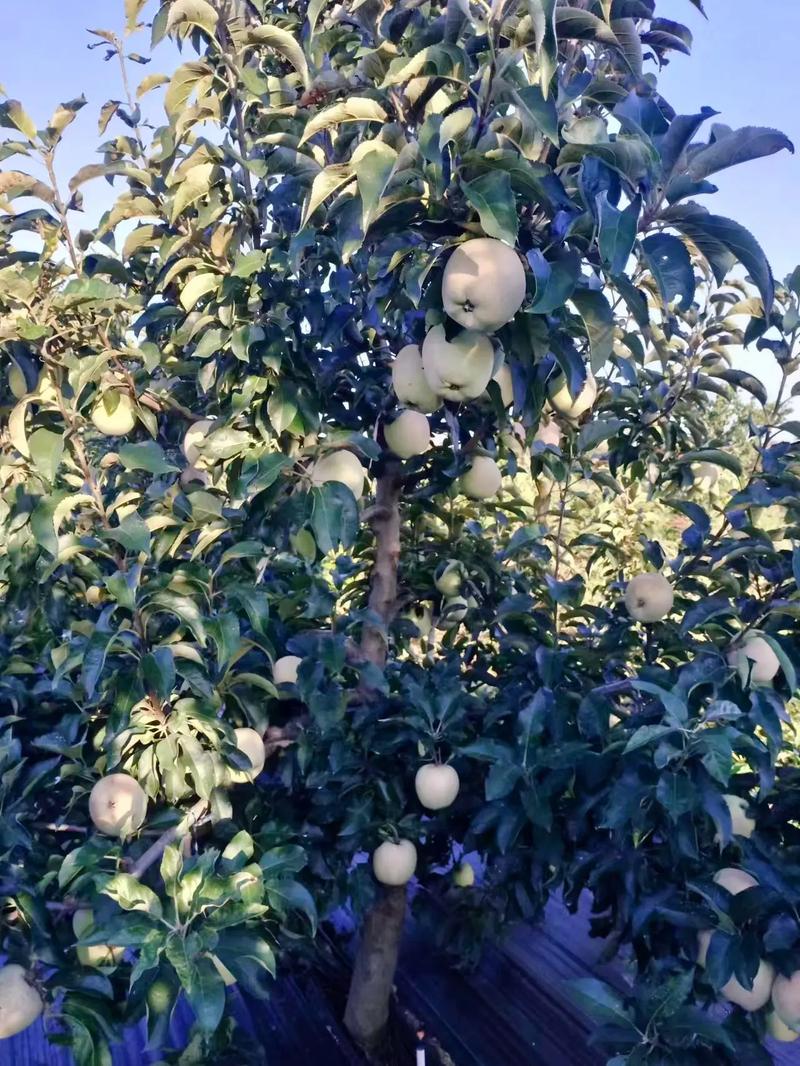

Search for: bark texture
xmin=343 ymin=885 xmax=407 ymax=1051
xmin=344 ymin=461 xmax=406 ymax=1051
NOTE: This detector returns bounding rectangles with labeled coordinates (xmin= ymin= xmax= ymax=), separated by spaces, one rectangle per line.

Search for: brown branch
xmin=360 ymin=460 xmax=403 ymax=672
xmin=128 ymin=799 xmax=208 ymax=880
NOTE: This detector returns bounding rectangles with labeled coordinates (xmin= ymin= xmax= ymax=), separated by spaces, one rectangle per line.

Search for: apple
xmin=89 ymin=773 xmax=148 ymax=837
xmin=624 ymin=573 xmax=674 ymax=623
xmin=391 ymin=344 xmax=440 ymax=412
xmin=548 ymin=370 xmax=597 ymax=420
xmin=441 ymin=238 xmax=526 ymax=333
xmin=460 ymin=455 xmax=502 ymax=500
xmin=714 ymin=867 xmax=758 ymax=895
xmin=182 ymin=418 xmax=215 ymax=465
xmin=453 ymin=861 xmax=475 ymax=887
xmin=766 ymin=1010 xmax=799 ymax=1042
xmin=273 ymin=654 xmax=302 ymax=685
xmin=435 ymin=561 xmax=462 ymax=596
xmin=716 ymin=793 xmax=756 ymax=841
xmin=728 ymin=635 xmax=781 ymax=685
xmin=402 ymin=603 xmax=433 ymax=638
xmin=721 ymin=959 xmax=775 ymax=1012
xmin=180 ymin=465 xmax=210 ymax=488
xmin=421 ymin=325 xmax=495 ymax=402
xmin=692 ymin=461 xmax=719 ymax=489
xmin=91 ymin=391 xmax=136 ymax=437
xmin=415 ymin=763 xmax=460 ymax=810
xmin=490 ymin=362 xmax=513 ymax=407
xmin=228 ymin=727 xmax=266 ymax=783
xmin=562 ymin=115 xmax=608 ymax=145
xmin=384 ymin=410 xmax=431 ymax=458
xmin=772 ymin=971 xmax=800 ymax=1031
xmin=310 ymin=450 xmax=366 ymax=500
xmin=440 ymin=595 xmax=469 ymax=628
xmin=146 ymin=978 xmax=173 ymax=1014
xmin=372 ymin=839 xmax=417 ymax=886
xmin=72 ymin=908 xmax=124 ymax=968
xmin=534 ymin=418 xmax=561 ymax=449
xmin=0 ymin=964 xmax=43 ymax=1039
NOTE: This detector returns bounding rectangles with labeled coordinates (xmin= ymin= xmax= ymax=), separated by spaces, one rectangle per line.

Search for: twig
xmin=128 ymin=799 xmax=208 ymax=879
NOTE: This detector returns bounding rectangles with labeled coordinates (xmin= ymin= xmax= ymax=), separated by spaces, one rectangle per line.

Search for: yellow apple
xmin=91 ymin=391 xmax=136 ymax=437
xmin=372 ymin=840 xmax=417 ymax=886
xmin=88 ymin=773 xmax=148 ymax=837
xmin=72 ymin=908 xmax=124 ymax=968
xmin=272 ymin=654 xmax=302 ymax=685
xmin=624 ymin=573 xmax=674 ymax=623
xmin=460 ymin=456 xmax=502 ymax=500
xmin=421 ymin=325 xmax=495 ymax=402
xmin=0 ymin=964 xmax=43 ymax=1039
xmin=728 ymin=635 xmax=781 ymax=685
xmin=310 ymin=450 xmax=366 ymax=499
xmin=391 ymin=344 xmax=440 ymax=412
xmin=415 ymin=764 xmax=460 ymax=810
xmin=548 ymin=370 xmax=597 ymax=420
xmin=442 ymin=238 xmax=526 ymax=333
xmin=384 ymin=410 xmax=431 ymax=458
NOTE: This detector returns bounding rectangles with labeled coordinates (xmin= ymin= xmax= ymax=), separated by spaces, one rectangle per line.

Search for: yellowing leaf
xmin=244 ymin=24 xmax=310 ymax=89
xmin=0 ymin=99 xmax=38 ymax=142
xmin=0 ymin=170 xmax=55 ymax=205
xmin=301 ymin=164 xmax=354 ymax=228
xmin=169 ymin=161 xmax=217 ymax=221
xmin=125 ymin=0 xmax=148 ymax=33
xmin=299 ymin=97 xmax=387 ymax=145
xmin=47 ymin=95 xmax=87 ymax=137
xmin=166 ymin=0 xmax=219 ymax=37
xmin=137 ymin=73 xmax=170 ymax=99
xmin=180 ymin=271 xmax=219 ymax=311
xmin=164 ymin=61 xmax=213 ymax=121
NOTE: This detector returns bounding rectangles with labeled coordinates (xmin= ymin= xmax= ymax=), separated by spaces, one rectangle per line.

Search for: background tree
xmin=0 ymin=1 xmax=799 ymax=1064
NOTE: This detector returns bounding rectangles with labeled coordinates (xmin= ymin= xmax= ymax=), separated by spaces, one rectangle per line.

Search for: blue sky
xmin=1 ymin=0 xmax=798 ymax=391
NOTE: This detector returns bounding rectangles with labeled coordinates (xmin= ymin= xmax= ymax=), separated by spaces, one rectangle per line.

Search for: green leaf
xmin=641 ymin=233 xmax=695 ymax=311
xmin=180 ymin=271 xmax=219 ymax=312
xmin=119 ymin=441 xmax=179 ymax=474
xmin=299 ymin=98 xmax=387 ymax=146
xmin=556 ymin=8 xmax=619 ymax=46
xmin=311 ymin=483 xmax=359 ymax=554
xmin=244 ymin=24 xmax=311 ymax=90
xmin=662 ymin=203 xmax=775 ymax=312
xmin=571 ymin=289 xmax=615 ymax=372
xmin=29 ymin=428 xmax=64 ymax=482
xmin=103 ymin=872 xmax=163 ymax=917
xmin=355 ymin=142 xmax=398 ymax=230
xmin=631 ymin=681 xmax=688 ymax=725
xmin=678 ymin=449 xmax=742 ymax=477
xmin=528 ymin=250 xmax=581 ymax=313
xmin=688 ymin=126 xmax=794 ymax=182
xmin=147 ymin=591 xmax=207 ymax=644
xmin=104 ymin=513 xmax=151 ymax=556
xmin=569 ymin=978 xmax=636 ymax=1028
xmin=265 ymin=879 xmax=317 ymax=935
xmin=142 ymin=647 xmax=176 ymax=701
xmin=461 ymin=172 xmax=518 ymax=245
xmin=526 ymin=0 xmax=558 ymax=95
xmin=515 ymin=84 xmax=558 ymax=144
xmin=623 ymin=724 xmax=678 ymax=754
xmin=597 ymin=192 xmax=640 ymax=276
xmin=81 ymin=621 xmax=118 ymax=699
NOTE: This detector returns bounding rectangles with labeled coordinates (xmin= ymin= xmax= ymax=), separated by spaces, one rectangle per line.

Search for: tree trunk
xmin=344 ymin=460 xmax=405 ymax=1051
xmin=343 ymin=885 xmax=407 ymax=1051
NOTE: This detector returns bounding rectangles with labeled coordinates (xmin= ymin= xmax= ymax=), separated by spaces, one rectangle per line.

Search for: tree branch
xmin=128 ymin=799 xmax=208 ymax=880
xmin=360 ymin=460 xmax=403 ymax=671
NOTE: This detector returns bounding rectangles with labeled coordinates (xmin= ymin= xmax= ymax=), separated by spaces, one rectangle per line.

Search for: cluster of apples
xmin=697 ymin=861 xmax=800 ymax=1040
xmin=388 ymin=237 xmax=529 ymax=499
xmin=624 ymin=572 xmax=782 ymax=685
xmin=271 ymin=653 xmax=465 ymax=889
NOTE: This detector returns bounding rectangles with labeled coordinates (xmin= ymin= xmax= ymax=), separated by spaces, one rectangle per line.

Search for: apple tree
xmin=0 ymin=0 xmax=799 ymax=1063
